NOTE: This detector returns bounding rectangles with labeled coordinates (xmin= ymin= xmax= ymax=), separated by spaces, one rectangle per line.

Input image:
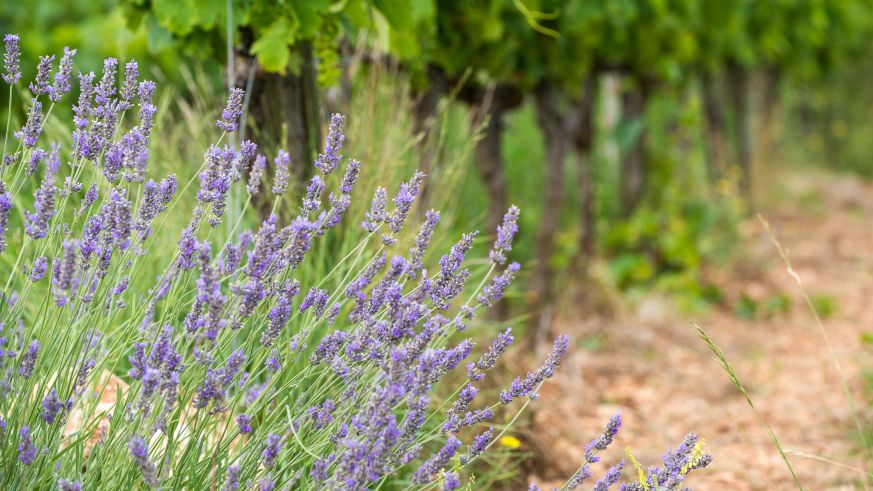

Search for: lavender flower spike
xmin=58 ymin=479 xmax=82 ymax=491
xmin=3 ymin=34 xmax=21 ymax=84
xmin=585 ymin=413 xmax=622 ymax=463
xmin=20 ymin=340 xmax=39 ymax=379
xmin=129 ymin=436 xmax=159 ymax=486
xmin=40 ymin=388 xmax=66 ymax=424
xmin=490 ymin=205 xmax=520 ymax=264
xmin=18 ymin=99 xmax=44 ymax=148
xmin=592 ymin=461 xmax=624 ymax=491
xmin=413 ymin=435 xmax=462 ymax=484
xmin=262 ymin=433 xmax=283 ymax=468
xmin=406 ymin=209 xmax=440 ymax=279
xmin=467 ymin=327 xmax=514 ymax=381
xmin=363 ymin=187 xmax=388 ymax=232
xmin=386 ymin=171 xmax=424 ymax=235
xmin=562 ymin=413 xmax=623 ymax=490
xmin=29 ymin=256 xmax=48 ymax=282
xmin=499 ymin=334 xmax=569 ymax=404
xmin=217 ymin=87 xmax=244 ymax=132
xmin=18 ymin=427 xmax=37 ymax=465
xmin=0 ymin=180 xmax=11 ymax=252
xmin=49 ymin=47 xmax=76 ymax=102
xmin=247 ymin=154 xmax=266 ymax=196
xmin=119 ymin=61 xmax=139 ymax=109
xmin=315 ymin=113 xmax=345 ymax=174
xmin=223 ymin=464 xmax=241 ymax=491
xmin=29 ymin=54 xmax=54 ymax=96
xmin=272 ymin=150 xmax=290 ymax=194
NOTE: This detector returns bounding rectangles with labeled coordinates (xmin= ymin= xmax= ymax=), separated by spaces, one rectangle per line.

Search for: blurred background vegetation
xmin=3 ymin=0 xmax=872 ymax=340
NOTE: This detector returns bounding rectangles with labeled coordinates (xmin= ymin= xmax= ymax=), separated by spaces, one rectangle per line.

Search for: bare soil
xmin=526 ymin=169 xmax=873 ymax=490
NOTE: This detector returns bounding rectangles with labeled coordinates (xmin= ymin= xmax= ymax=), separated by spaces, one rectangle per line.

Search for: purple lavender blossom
xmin=129 ymin=436 xmax=159 ymax=486
xmin=26 ymin=147 xmax=45 ymax=177
xmin=431 ymin=232 xmax=477 ymax=309
xmin=52 ymin=239 xmax=79 ymax=303
xmin=585 ymin=413 xmax=622 ymax=463
xmin=58 ymin=479 xmax=82 ymax=491
xmin=3 ymin=34 xmax=20 ymax=84
xmin=75 ymin=358 xmax=96 ymax=394
xmin=217 ymin=87 xmax=244 ymax=132
xmin=235 ymin=140 xmax=257 ymax=179
xmin=138 ymin=368 xmax=161 ymax=413
xmin=18 ymin=99 xmax=44 ymax=148
xmin=300 ymin=287 xmax=329 ymax=317
xmin=19 ymin=340 xmax=38 ymax=379
xmin=266 ymin=350 xmax=282 ymax=373
xmin=315 ymin=113 xmax=345 ymax=174
xmin=447 ymin=383 xmax=478 ymax=420
xmin=468 ymin=327 xmax=513 ymax=381
xmin=199 ymin=145 xmax=235 ymax=227
xmin=310 ymin=331 xmax=347 ymax=365
xmin=302 ymin=175 xmax=323 ymax=213
xmin=40 ymin=388 xmax=66 ymax=424
xmin=194 ymin=349 xmax=246 ymax=411
xmin=384 ymin=171 xmax=424 ymax=241
xmin=413 ymin=435 xmax=462 ymax=484
xmin=499 ymin=334 xmax=569 ymax=404
xmin=644 ymin=433 xmax=712 ymax=489
xmin=490 ymin=205 xmax=520 ymax=264
xmin=247 ymin=154 xmax=266 ymax=196
xmin=24 ymin=143 xmax=58 ymax=238
xmin=563 ymin=414 xmax=623 ymax=489
xmin=236 ymin=414 xmax=253 ymax=434
xmin=119 ymin=61 xmax=138 ymax=109
xmin=592 ymin=461 xmax=625 ymax=491
xmin=340 ymin=157 xmax=360 ymax=194
xmin=0 ymin=180 xmax=11 ymax=252
xmin=178 ymin=226 xmax=199 ymax=270
xmin=326 ymin=302 xmax=341 ymax=325
xmin=29 ymin=54 xmax=54 ymax=96
xmin=272 ymin=150 xmax=290 ymax=194
xmin=311 ymin=455 xmax=334 ymax=482
xmin=306 ymin=400 xmax=337 ymax=430
xmin=2 ymin=150 xmax=20 ymax=168
xmin=96 ymin=57 xmax=117 ymax=105
xmin=262 ymin=433 xmax=283 ymax=468
xmin=478 ymin=262 xmax=520 ymax=307
xmin=223 ymin=464 xmax=241 ymax=491
xmin=461 ymin=427 xmax=493 ymax=465
xmin=78 ymin=184 xmax=97 ymax=214
xmin=406 ymin=210 xmax=440 ymax=279
xmin=18 ymin=427 xmax=36 ymax=465
xmin=49 ymin=47 xmax=76 ymax=102
xmin=345 ymin=252 xmax=386 ymax=300
xmin=362 ymin=187 xmax=388 ymax=232
xmin=72 ymin=72 xmax=95 ymax=155
xmin=443 ymin=472 xmax=461 ymax=490
xmin=441 ymin=408 xmax=493 ymax=434
xmin=29 ymin=256 xmax=48 ymax=282
xmin=136 ymin=176 xmax=176 ymax=238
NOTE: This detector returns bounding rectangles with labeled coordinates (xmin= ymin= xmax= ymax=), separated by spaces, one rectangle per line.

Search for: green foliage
xmin=0 ymin=0 xmax=175 ymax=77
xmin=126 ymin=0 xmax=433 ymax=79
xmin=810 ymin=294 xmax=836 ymax=319
xmin=733 ymin=293 xmax=792 ymax=321
xmin=734 ymin=293 xmax=758 ymax=321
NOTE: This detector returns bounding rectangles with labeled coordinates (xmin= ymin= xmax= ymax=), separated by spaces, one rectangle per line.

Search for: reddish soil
xmin=526 ymin=169 xmax=873 ymax=490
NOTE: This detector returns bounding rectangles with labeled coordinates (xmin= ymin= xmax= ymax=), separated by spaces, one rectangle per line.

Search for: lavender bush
xmin=0 ymin=35 xmax=710 ymax=490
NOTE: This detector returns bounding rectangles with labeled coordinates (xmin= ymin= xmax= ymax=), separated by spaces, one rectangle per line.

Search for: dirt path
xmin=528 ymin=170 xmax=873 ymax=490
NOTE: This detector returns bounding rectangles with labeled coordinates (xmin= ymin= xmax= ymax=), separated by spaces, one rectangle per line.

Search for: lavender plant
xmin=0 ymin=36 xmax=711 ymax=490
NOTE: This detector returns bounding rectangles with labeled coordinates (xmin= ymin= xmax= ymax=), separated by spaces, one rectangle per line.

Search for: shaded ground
xmin=526 ymin=169 xmax=873 ymax=489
